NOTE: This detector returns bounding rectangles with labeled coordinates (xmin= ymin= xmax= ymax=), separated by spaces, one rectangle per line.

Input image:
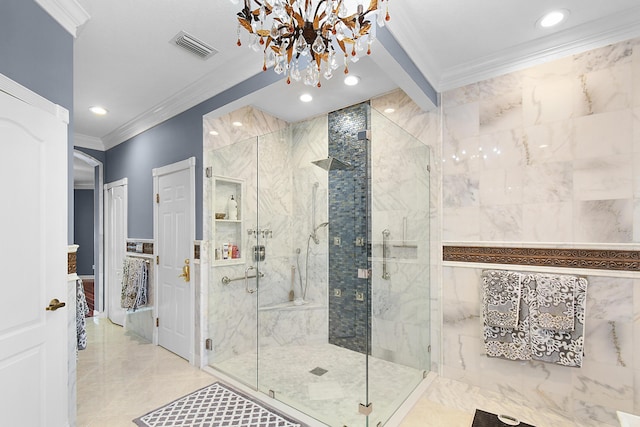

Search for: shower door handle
xmin=245 ymin=265 xmax=257 ymax=294
xmin=382 ymin=229 xmax=391 ymax=280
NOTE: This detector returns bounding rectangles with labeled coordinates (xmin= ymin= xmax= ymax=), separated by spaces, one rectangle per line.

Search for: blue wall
xmin=106 ymin=71 xmax=282 ymax=240
xmin=74 ymin=189 xmax=95 ymax=275
xmin=0 ymin=0 xmax=75 ymax=243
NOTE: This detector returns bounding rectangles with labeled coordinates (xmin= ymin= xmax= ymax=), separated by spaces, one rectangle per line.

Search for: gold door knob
xmin=46 ymin=298 xmax=66 ymax=311
xmin=178 ymin=259 xmax=190 ymax=282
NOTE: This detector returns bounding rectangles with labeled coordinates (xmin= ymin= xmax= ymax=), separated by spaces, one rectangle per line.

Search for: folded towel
xmin=530 ymin=276 xmax=587 ymax=368
xmin=482 ymin=270 xmax=523 ymax=328
xmin=484 ymin=275 xmax=534 ymax=361
xmin=535 ymin=274 xmax=576 ymax=331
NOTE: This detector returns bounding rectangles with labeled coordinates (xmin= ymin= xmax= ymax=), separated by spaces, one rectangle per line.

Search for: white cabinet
xmin=213 ymin=176 xmax=244 ymax=265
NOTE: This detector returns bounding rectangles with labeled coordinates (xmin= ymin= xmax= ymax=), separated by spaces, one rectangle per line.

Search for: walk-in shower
xmin=204 ymin=103 xmax=430 ymax=427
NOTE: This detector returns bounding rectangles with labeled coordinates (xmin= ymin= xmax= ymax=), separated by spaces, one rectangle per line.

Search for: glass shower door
xmin=366 ymin=108 xmax=431 ymax=426
xmin=207 ymin=135 xmax=260 ymax=391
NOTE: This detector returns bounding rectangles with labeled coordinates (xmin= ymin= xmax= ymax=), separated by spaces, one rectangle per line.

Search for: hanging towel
xmin=530 ymin=275 xmax=587 ymax=368
xmin=121 ymin=258 xmax=149 ymax=311
xmin=76 ymin=279 xmax=90 ymax=351
xmin=535 ymin=273 xmax=576 ymax=331
xmin=483 ymin=274 xmax=534 ymax=361
xmin=482 ymin=270 xmax=523 ymax=328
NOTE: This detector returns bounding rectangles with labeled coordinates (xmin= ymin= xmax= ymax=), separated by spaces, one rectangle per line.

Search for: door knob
xmin=46 ymin=298 xmax=66 ymax=311
xmin=178 ymin=259 xmax=190 ymax=282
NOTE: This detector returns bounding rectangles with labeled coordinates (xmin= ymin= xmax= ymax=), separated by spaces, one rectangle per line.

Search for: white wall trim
xmin=0 ymin=72 xmax=69 ymax=123
xmin=74 ymin=133 xmax=105 ymax=151
xmin=436 ymin=7 xmax=640 ymax=91
xmin=442 ymin=261 xmax=640 ymax=279
xmin=34 ymin=0 xmax=90 ymax=38
xmin=152 ymin=156 xmax=196 ymax=177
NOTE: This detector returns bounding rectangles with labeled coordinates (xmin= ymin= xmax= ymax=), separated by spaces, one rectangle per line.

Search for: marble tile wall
xmin=441 ymin=37 xmax=640 ymax=425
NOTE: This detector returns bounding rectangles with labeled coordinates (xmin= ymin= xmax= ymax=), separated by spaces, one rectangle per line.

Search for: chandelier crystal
xmin=234 ymin=0 xmax=390 ymax=87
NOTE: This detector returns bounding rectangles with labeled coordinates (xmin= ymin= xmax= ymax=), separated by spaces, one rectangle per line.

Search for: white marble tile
xmin=442 ymin=266 xmax=481 ymax=304
xmin=477 ymin=129 xmax=528 ymax=170
xmin=573 ymin=199 xmax=633 ymax=243
xmin=584 ymin=319 xmax=633 ymax=368
xmin=442 ymin=206 xmax=481 ymax=241
xmin=572 ymin=361 xmax=634 ymax=414
xmin=573 ymin=155 xmax=633 ymax=201
xmin=443 ymin=102 xmax=480 ymax=142
xmin=524 ymin=121 xmax=574 ymax=164
xmin=572 ymin=40 xmax=635 ymax=75
xmin=479 ymin=205 xmax=523 ymax=241
xmin=479 ymin=91 xmax=523 ymax=135
xmin=573 ymin=110 xmax=634 ymax=160
xmin=522 ymin=202 xmax=573 ymax=242
xmin=575 ymin=62 xmax=633 ymax=116
xmin=586 ymin=276 xmax=634 ymax=323
xmin=443 ymin=174 xmax=479 ymax=208
xmin=442 ymin=135 xmax=483 ymax=174
xmin=479 ymin=168 xmax=523 ymax=206
xmin=523 ymin=161 xmax=573 ymax=203
xmin=523 ymin=77 xmax=578 ymax=126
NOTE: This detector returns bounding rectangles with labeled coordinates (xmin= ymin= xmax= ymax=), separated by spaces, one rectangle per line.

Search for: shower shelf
xmin=258 ymin=301 xmax=324 ymax=312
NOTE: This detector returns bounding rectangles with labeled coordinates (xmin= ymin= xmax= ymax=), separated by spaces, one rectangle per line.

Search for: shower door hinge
xmin=428 ymin=344 xmax=431 ymax=353
xmin=427 ymin=164 xmax=431 ymax=173
xmin=156 ymin=255 xmax=159 ymax=265
xmin=359 ymin=402 xmax=373 ymax=416
xmin=205 ymin=338 xmax=212 ymax=351
xmin=205 ymin=167 xmax=212 ymax=178
xmin=156 ymin=317 xmax=159 ymax=327
xmin=156 ymin=193 xmax=160 ymax=203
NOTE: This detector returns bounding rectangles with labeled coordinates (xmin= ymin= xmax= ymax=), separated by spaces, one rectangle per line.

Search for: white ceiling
xmin=72 ymin=0 xmax=640 ymax=151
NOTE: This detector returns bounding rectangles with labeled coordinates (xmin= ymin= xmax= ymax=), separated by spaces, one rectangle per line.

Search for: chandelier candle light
xmin=233 ymin=0 xmax=390 ymax=87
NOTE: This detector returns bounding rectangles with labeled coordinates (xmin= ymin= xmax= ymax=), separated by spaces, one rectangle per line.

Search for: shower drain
xmin=309 ymin=367 xmax=328 ymax=376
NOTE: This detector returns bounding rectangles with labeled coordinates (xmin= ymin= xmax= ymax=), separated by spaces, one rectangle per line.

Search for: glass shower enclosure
xmin=204 ymin=102 xmax=430 ymax=426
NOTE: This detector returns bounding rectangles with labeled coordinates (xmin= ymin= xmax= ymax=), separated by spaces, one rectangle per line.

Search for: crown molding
xmin=436 ymin=7 xmax=640 ymax=91
xmin=101 ymin=54 xmax=266 ymax=150
xmin=74 ymin=133 xmax=105 ymax=151
xmin=34 ymin=0 xmax=90 ymax=38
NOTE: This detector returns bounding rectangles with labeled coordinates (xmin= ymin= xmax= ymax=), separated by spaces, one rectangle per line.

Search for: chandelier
xmin=234 ymin=0 xmax=390 ymax=87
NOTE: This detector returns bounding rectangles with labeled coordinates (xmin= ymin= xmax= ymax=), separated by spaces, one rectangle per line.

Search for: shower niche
xmin=212 ymin=175 xmax=244 ymax=265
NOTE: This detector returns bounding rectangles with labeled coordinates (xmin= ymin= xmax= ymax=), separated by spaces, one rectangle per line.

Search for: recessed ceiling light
xmin=232 ymin=121 xmax=243 ymax=127
xmin=299 ymin=93 xmax=313 ymax=103
xmin=89 ymin=106 xmax=108 ymax=115
xmin=344 ymin=75 xmax=360 ymax=86
xmin=384 ymin=108 xmax=395 ymax=114
xmin=209 ymin=130 xmax=219 ymax=136
xmin=538 ymin=10 xmax=569 ymax=28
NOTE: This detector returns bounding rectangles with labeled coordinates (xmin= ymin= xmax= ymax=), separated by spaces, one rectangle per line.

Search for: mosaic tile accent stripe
xmin=133 ymin=382 xmax=306 ymax=427
xmin=327 ymin=102 xmax=371 ymax=354
xmin=443 ymin=245 xmax=640 ymax=271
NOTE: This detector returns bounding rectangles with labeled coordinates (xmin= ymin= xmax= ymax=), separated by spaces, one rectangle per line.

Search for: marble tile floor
xmin=77 ymin=318 xmax=584 ymax=427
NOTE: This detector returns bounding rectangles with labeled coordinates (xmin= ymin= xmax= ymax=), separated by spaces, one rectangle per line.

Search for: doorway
xmin=104 ymin=178 xmax=128 ymax=325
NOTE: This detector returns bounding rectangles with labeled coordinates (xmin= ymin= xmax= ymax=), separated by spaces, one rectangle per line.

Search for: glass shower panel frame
xmin=366 ymin=108 xmax=431 ymax=426
xmin=206 ymin=135 xmax=260 ymax=390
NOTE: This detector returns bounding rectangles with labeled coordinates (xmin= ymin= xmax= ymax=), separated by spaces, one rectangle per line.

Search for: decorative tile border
xmin=68 ymin=251 xmax=77 ymax=275
xmin=126 ymin=241 xmax=154 ymax=255
xmin=443 ymin=245 xmax=640 ymax=272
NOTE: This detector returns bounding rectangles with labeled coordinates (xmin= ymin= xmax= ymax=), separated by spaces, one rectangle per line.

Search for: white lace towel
xmin=482 ymin=270 xmax=523 ymax=329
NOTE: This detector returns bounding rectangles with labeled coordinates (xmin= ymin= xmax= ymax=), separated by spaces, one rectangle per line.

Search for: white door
xmin=154 ymin=158 xmax=195 ymax=361
xmin=0 ymin=81 xmax=68 ymax=425
xmin=105 ymin=179 xmax=127 ymax=325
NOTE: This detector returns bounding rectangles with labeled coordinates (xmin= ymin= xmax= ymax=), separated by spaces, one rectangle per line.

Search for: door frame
xmin=152 ymin=157 xmax=196 ymax=364
xmin=73 ymin=149 xmax=104 ymax=314
xmin=104 ymin=178 xmax=128 ymax=321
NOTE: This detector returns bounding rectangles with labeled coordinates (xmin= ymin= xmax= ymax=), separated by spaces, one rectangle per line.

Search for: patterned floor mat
xmin=133 ymin=382 xmax=307 ymax=427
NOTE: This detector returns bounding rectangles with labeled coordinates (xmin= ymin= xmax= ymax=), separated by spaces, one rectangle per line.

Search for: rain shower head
xmin=311 ymin=156 xmax=352 ymax=171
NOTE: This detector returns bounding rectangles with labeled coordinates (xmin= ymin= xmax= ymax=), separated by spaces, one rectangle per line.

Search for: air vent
xmin=171 ymin=31 xmax=217 ymax=60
